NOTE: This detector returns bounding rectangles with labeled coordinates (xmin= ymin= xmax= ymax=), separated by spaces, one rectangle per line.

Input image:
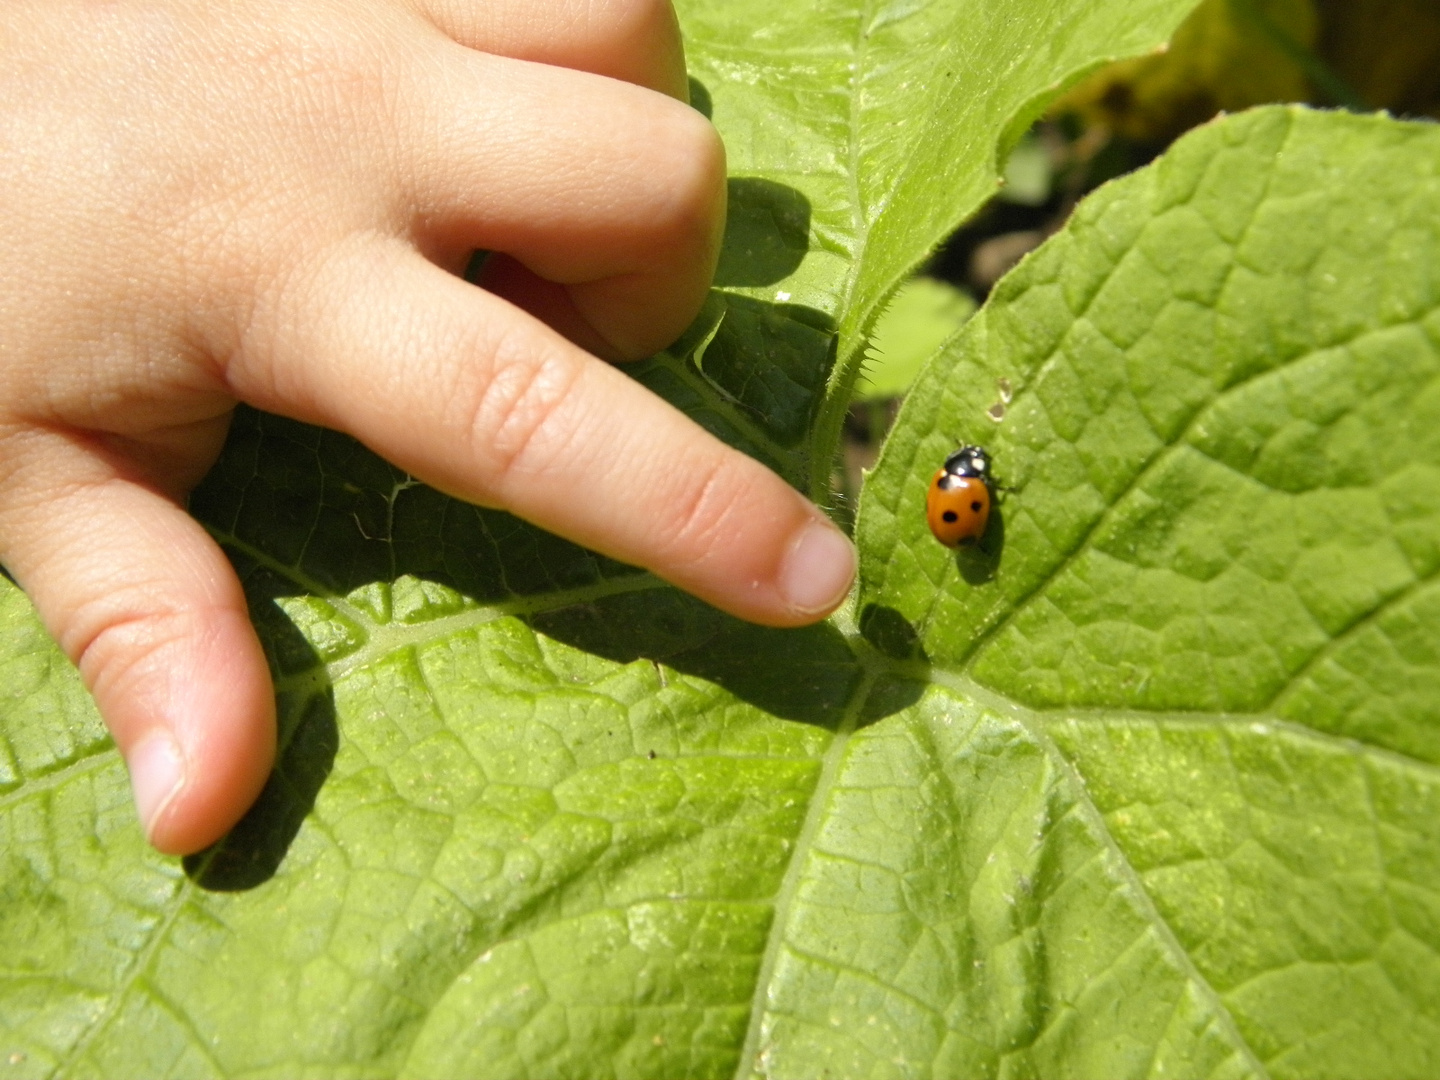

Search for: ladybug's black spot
xmin=971 ymin=501 xmax=983 ymax=511
xmin=942 ymin=510 xmax=958 ymax=522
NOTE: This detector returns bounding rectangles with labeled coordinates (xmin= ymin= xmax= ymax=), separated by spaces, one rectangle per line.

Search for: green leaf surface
xmin=856 ymin=105 xmax=1440 ymax=1076
xmin=12 ymin=8 xmax=1440 ymax=1080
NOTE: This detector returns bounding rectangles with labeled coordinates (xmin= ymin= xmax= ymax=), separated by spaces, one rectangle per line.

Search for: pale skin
xmin=0 ymin=0 xmax=856 ymax=855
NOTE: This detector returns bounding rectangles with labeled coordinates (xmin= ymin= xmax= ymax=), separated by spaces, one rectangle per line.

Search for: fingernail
xmin=127 ymin=733 xmax=186 ymax=841
xmin=778 ymin=517 xmax=856 ymax=615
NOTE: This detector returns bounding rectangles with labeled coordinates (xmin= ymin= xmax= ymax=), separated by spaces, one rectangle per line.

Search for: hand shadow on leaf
xmin=683 ymin=292 xmax=837 ymax=449
xmin=182 ymin=149 xmax=854 ymax=886
xmin=693 ymin=76 xmax=811 ymax=291
xmin=714 ymin=177 xmax=811 ymax=288
xmin=652 ymin=175 xmax=833 ymax=453
xmin=858 ymin=602 xmax=928 ymax=664
xmin=687 ymin=76 xmax=712 ymax=119
xmin=530 ymin=588 xmax=888 ymax=728
xmin=184 ymin=559 xmax=338 ymax=892
xmin=858 ymin=507 xmax=1007 ymax=660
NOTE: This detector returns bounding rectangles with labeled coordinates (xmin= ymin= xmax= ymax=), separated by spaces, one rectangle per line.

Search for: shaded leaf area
xmin=192 ymin=409 xmax=645 ymax=607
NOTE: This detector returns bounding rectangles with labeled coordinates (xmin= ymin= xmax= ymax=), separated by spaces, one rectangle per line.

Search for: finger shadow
xmin=648 ymin=169 xmax=829 ymax=456
xmin=530 ymin=587 xmax=862 ymax=728
xmin=183 ymin=559 xmax=338 ymax=892
xmin=714 ymin=177 xmax=811 ymax=288
xmin=180 ymin=122 xmax=850 ymax=884
xmin=532 ymin=589 xmax=928 ymax=734
xmin=687 ymin=77 xmax=713 ymax=119
xmin=859 ymin=602 xmax=928 ymax=665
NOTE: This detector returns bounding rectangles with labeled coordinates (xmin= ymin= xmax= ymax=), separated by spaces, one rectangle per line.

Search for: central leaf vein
xmin=734 ymin=661 xmax=878 ymax=1079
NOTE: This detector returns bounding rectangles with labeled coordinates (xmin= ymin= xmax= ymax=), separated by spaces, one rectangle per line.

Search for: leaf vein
xmin=1267 ymin=559 xmax=1440 ymax=717
xmin=0 ymin=750 xmax=116 ymax=814
xmin=957 ymin=296 xmax=1440 ymax=674
xmin=1026 ymin=721 xmax=1272 ymax=1079
xmin=52 ymin=872 xmax=197 ymax=1078
xmin=732 ymin=664 xmax=876 ymax=1080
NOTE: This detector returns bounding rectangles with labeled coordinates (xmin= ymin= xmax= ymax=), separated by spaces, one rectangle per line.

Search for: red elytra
xmin=926 ymin=445 xmax=994 ymax=548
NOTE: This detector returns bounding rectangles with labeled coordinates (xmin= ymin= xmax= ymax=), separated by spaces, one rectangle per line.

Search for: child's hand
xmin=0 ymin=0 xmax=856 ymax=854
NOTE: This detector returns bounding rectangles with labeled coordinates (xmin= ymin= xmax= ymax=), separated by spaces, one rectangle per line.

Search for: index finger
xmin=237 ymin=243 xmax=856 ymax=626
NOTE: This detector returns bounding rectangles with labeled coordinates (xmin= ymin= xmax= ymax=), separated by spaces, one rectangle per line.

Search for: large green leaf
xmin=11 ymin=7 xmax=1440 ymax=1080
xmin=854 ymin=105 xmax=1440 ymax=1077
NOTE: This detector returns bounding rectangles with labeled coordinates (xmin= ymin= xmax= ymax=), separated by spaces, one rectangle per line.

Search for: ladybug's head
xmin=943 ymin=445 xmax=992 ymax=480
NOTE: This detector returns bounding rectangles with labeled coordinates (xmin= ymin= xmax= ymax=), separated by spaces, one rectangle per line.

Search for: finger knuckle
xmin=69 ymin=602 xmax=190 ymax=700
xmin=655 ymin=452 xmax=748 ymax=564
xmin=464 ymin=336 xmax=585 ymax=489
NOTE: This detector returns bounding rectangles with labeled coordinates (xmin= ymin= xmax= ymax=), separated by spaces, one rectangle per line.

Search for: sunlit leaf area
xmin=4 ymin=1 xmax=1440 ymax=1076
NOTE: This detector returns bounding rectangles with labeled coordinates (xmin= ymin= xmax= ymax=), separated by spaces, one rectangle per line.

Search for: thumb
xmin=0 ymin=435 xmax=275 ymax=854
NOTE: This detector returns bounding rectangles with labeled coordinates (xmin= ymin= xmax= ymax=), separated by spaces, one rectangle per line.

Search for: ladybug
xmin=926 ymin=445 xmax=994 ymax=548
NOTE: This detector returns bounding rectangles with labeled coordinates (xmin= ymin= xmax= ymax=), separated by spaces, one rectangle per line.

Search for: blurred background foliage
xmin=836 ymin=0 xmax=1440 ymax=522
